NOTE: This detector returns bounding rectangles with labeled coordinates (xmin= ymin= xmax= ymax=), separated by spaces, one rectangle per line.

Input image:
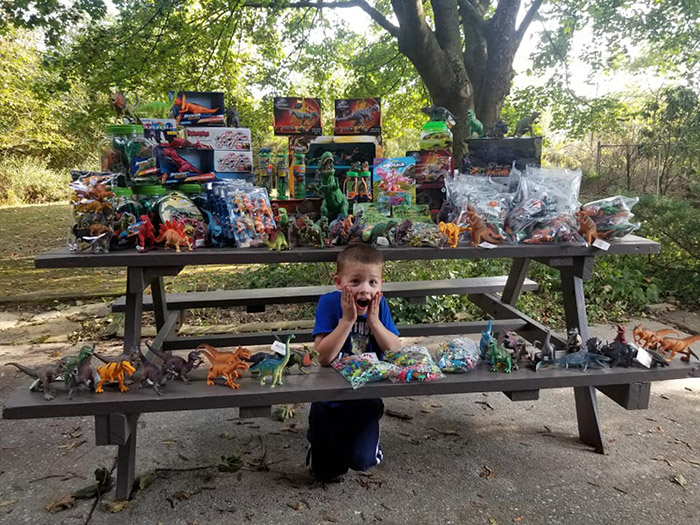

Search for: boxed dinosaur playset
xmin=171 ymin=91 xmax=225 ymax=126
xmin=186 ymin=127 xmax=252 ymax=150
xmin=273 ymin=97 xmax=322 ymax=135
xmin=333 ymin=97 xmax=382 ymax=135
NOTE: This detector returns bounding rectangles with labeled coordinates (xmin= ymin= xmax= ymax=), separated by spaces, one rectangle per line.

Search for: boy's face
xmin=334 ymin=262 xmax=384 ymax=316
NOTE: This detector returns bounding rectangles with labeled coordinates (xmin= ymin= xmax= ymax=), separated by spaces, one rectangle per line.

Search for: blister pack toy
xmin=332 ymin=354 xmax=400 ymax=389
xmin=580 ymin=196 xmax=640 ymax=239
xmin=69 ymin=171 xmax=117 ymax=253
xmin=383 ymin=346 xmax=444 ymax=383
xmin=209 ymin=181 xmax=277 ymax=247
xmin=437 ymin=338 xmax=480 ymax=373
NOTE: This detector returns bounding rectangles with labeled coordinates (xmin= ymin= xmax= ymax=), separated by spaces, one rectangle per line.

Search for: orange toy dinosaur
xmin=197 ymin=344 xmax=251 ymax=389
xmin=156 ymin=220 xmax=192 ymax=252
xmin=174 ymin=94 xmax=219 ymax=124
xmin=465 ymin=208 xmax=503 ymax=247
xmin=438 ymin=221 xmax=470 ymax=248
xmin=632 ymin=325 xmax=678 ymax=349
xmin=657 ymin=335 xmax=700 ymax=362
xmin=95 ymin=360 xmax=136 ymax=393
xmin=575 ymin=208 xmax=603 ymax=245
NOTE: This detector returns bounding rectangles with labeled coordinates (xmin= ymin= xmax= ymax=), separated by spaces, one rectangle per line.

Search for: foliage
xmin=0 ymin=156 xmax=71 ymax=205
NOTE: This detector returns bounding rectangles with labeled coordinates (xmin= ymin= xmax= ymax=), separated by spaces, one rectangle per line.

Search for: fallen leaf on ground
xmin=46 ymin=493 xmax=75 ymax=513
xmin=682 ymin=458 xmax=700 ymax=467
xmin=287 ymin=501 xmax=302 ymax=510
xmin=671 ymin=474 xmax=688 ymax=489
xmin=162 ymin=439 xmax=177 ymax=445
xmin=104 ymin=500 xmax=129 ymax=513
xmin=489 ymin=518 xmax=498 ymax=525
xmin=0 ymin=500 xmax=18 ymax=507
xmin=513 ymin=516 xmax=524 ymax=523
xmin=173 ymin=491 xmax=191 ymax=501
xmin=217 ymin=455 xmax=243 ymax=473
xmin=428 ymin=427 xmax=459 ymax=436
xmin=133 ymin=471 xmax=161 ymax=493
xmin=386 ymin=409 xmax=413 ymax=420
xmin=58 ymin=439 xmax=86 ymax=451
xmin=480 ymin=466 xmax=495 ymax=480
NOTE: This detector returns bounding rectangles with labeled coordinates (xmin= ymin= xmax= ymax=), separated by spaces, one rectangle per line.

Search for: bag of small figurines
xmin=332 ymin=353 xmax=400 ymax=390
xmin=580 ymin=195 xmax=640 ymax=239
xmin=69 ymin=171 xmax=117 ymax=253
xmin=383 ymin=346 xmax=444 ymax=383
xmin=437 ymin=337 xmax=480 ymax=373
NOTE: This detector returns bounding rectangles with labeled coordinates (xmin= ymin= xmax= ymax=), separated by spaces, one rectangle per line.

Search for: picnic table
xmin=5 ymin=235 xmax=699 ymax=500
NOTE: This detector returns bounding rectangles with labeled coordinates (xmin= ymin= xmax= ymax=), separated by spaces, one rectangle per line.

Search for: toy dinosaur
xmin=198 ymin=344 xmax=251 ymax=389
xmin=438 ymin=221 xmax=469 ymax=248
xmin=420 ymin=106 xmax=456 ymax=127
xmin=513 ymin=112 xmax=540 ymax=137
xmin=146 ymin=344 xmax=203 ymax=383
xmin=288 ymin=109 xmax=319 ymax=126
xmin=249 ymin=335 xmax=295 ymax=387
xmin=467 ymin=109 xmax=484 ymax=138
xmin=263 ymin=231 xmax=289 ymax=251
xmin=362 ymin=220 xmax=397 ymax=246
xmin=61 ymin=344 xmax=99 ymax=399
xmin=156 ymin=220 xmax=192 ymax=252
xmin=465 ymin=207 xmax=504 ymax=246
xmin=109 ymin=91 xmax=139 ymax=122
xmin=160 ymin=148 xmax=203 ymax=173
xmin=249 ymin=343 xmax=318 ymax=374
xmin=593 ymin=339 xmax=637 ymax=368
xmin=533 ymin=330 xmax=556 ymax=362
xmin=130 ymin=347 xmax=168 ymax=395
xmin=225 ymin=107 xmax=241 ymax=127
xmin=318 ymin=152 xmax=349 ymax=221
xmin=336 ymin=105 xmax=380 ymax=129
xmin=134 ymin=99 xmax=174 ymax=119
xmin=95 ymin=360 xmax=136 ymax=393
xmin=394 ymin=219 xmax=413 ymax=245
xmin=479 ymin=320 xmax=493 ymax=359
xmin=136 ymin=215 xmax=157 ymax=252
xmin=657 ymin=335 xmax=700 ymax=362
xmin=5 ymin=362 xmax=62 ymax=400
xmin=536 ymin=352 xmax=610 ymax=371
xmin=173 ymin=94 xmax=220 ymax=124
xmin=632 ymin=325 xmax=679 ymax=349
xmin=487 ymin=339 xmax=512 ymax=373
xmin=489 ymin=120 xmax=509 ymax=138
xmin=566 ymin=327 xmax=583 ymax=352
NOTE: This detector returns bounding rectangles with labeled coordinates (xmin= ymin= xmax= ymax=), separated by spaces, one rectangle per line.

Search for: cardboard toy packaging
xmin=171 ymin=91 xmax=226 ymax=126
xmin=186 ymin=127 xmax=252 ymax=150
xmin=334 ymin=98 xmax=381 ymax=135
xmin=214 ymin=150 xmax=254 ymax=173
xmin=274 ymin=97 xmax=322 ymax=135
xmin=407 ymin=150 xmax=453 ymax=183
xmin=141 ymin=118 xmax=179 ymax=145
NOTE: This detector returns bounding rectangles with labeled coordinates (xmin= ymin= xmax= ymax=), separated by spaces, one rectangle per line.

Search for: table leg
xmin=150 ymin=275 xmax=168 ymax=333
xmin=560 ymin=256 xmax=605 ymax=453
xmin=501 ymin=258 xmax=532 ymax=306
xmin=115 ymin=413 xmax=139 ymax=500
xmin=123 ymin=268 xmax=144 ymax=355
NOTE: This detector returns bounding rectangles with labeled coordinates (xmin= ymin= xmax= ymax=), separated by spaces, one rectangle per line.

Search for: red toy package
xmin=273 ymin=97 xmax=322 ymax=136
xmin=334 ymin=98 xmax=381 ymax=135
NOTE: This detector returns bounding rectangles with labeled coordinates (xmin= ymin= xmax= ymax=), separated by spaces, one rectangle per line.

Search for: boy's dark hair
xmin=336 ymin=244 xmax=384 ymax=274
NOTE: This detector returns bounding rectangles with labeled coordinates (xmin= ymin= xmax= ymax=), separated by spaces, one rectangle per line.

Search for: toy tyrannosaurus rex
xmin=145 ymin=344 xmax=203 ymax=383
xmin=198 ymin=344 xmax=251 ymax=389
xmin=467 ymin=109 xmax=484 ymax=138
xmin=487 ymin=339 xmax=512 ymax=373
xmin=513 ymin=112 xmax=540 ymax=137
xmin=318 ymin=152 xmax=349 ymax=221
xmin=465 ymin=208 xmax=504 ymax=246
xmin=632 ymin=325 xmax=678 ymax=350
xmin=249 ymin=334 xmax=295 ymax=388
xmin=657 ymin=335 xmax=700 ymax=362
xmin=5 ymin=362 xmax=62 ymax=400
xmin=362 ymin=220 xmax=397 ymax=246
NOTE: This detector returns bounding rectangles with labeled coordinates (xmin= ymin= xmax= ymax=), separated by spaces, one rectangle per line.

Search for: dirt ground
xmin=1 ymin=321 xmax=699 ymax=525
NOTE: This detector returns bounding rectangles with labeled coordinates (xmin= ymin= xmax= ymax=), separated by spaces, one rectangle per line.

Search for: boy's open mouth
xmin=356 ymin=298 xmax=370 ymax=309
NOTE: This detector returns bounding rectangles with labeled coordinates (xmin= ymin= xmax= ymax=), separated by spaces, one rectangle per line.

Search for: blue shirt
xmin=312 ymin=291 xmax=399 ymax=361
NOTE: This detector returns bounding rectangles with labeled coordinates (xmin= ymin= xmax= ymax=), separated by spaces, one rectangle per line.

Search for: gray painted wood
xmin=501 ymin=258 xmax=532 ymax=306
xmin=112 ymin=277 xmax=539 ymax=312
xmin=574 ymin=386 xmax=605 ymax=453
xmin=5 ymin=362 xmax=696 ymax=420
xmin=115 ymin=413 xmax=139 ymax=500
xmin=35 ymin=236 xmax=660 ymax=269
xmin=597 ymin=382 xmax=651 ymax=410
xmin=123 ymin=268 xmax=143 ymax=355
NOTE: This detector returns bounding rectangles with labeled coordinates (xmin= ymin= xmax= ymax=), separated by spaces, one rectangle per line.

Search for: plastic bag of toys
xmin=407 ymin=221 xmax=443 ymax=247
xmin=384 ymin=346 xmax=444 ymax=383
xmin=210 ymin=181 xmax=276 ymax=247
xmin=68 ymin=171 xmax=117 ymax=253
xmin=580 ymin=195 xmax=640 ymax=239
xmin=437 ymin=337 xmax=480 ymax=373
xmin=332 ymin=354 xmax=400 ymax=389
xmin=450 ymin=175 xmax=512 ymax=244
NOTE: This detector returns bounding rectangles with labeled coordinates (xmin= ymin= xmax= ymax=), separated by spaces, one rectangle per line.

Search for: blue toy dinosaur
xmin=249 ymin=334 xmax=295 ymax=388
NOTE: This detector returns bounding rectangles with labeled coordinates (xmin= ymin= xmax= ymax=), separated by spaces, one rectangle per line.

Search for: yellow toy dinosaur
xmin=95 ymin=360 xmax=136 ymax=393
xmin=438 ymin=221 xmax=470 ymax=248
xmin=155 ymin=220 xmax=192 ymax=252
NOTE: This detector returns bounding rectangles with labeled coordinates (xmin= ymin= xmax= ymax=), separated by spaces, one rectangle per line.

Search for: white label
xmin=479 ymin=242 xmax=497 ymax=249
xmin=592 ymin=238 xmax=610 ymax=251
xmin=360 ymin=353 xmax=379 ymax=363
xmin=271 ymin=340 xmax=287 ymax=356
xmin=635 ymin=348 xmax=652 ymax=368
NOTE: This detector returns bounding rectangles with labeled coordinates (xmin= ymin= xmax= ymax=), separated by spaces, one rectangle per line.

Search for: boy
xmin=308 ymin=244 xmax=401 ymax=481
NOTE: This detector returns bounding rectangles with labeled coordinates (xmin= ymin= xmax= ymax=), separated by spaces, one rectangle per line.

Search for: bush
xmin=0 ymin=156 xmax=72 ymax=205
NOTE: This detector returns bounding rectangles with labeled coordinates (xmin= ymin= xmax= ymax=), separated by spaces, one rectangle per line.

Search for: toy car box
xmin=186 ymin=127 xmax=252 ymax=150
xmin=171 ymin=91 xmax=225 ymax=126
xmin=334 ymin=98 xmax=381 ymax=135
xmin=214 ymin=150 xmax=254 ymax=173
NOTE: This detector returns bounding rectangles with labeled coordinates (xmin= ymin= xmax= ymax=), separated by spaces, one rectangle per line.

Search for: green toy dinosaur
xmin=263 ymin=231 xmax=289 ymax=251
xmin=362 ymin=220 xmax=397 ymax=245
xmin=513 ymin=111 xmax=540 ymax=137
xmin=317 ymin=152 xmax=349 ymax=221
xmin=467 ymin=109 xmax=484 ymax=138
xmin=250 ymin=334 xmax=295 ymax=388
xmin=487 ymin=338 xmax=512 ymax=373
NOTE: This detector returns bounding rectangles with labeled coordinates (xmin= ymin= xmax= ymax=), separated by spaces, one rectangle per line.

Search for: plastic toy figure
xmin=173 ymin=94 xmax=219 ymax=124
xmin=94 ymin=360 xmax=136 ymax=393
xmin=489 ymin=120 xmax=509 ymax=138
xmin=131 ymin=348 xmax=167 ymax=395
xmin=362 ymin=220 xmax=397 ymax=246
xmin=487 ymin=339 xmax=512 ymax=373
xmin=566 ymin=327 xmax=583 ymax=352
xmin=263 ymin=231 xmax=289 ymax=251
xmin=317 ymin=151 xmax=349 ymax=221
xmin=198 ymin=344 xmax=251 ymax=389
xmin=438 ymin=221 xmax=469 ymax=248
xmin=147 ymin=344 xmax=203 ymax=383
xmin=466 ymin=207 xmax=504 ymax=246
xmin=5 ymin=361 xmax=62 ymax=400
xmin=161 ymin=148 xmax=202 ymax=173
xmin=249 ymin=335 xmax=295 ymax=388
xmin=420 ymin=106 xmax=456 ymax=127
xmin=479 ymin=320 xmax=493 ymax=359
xmin=513 ymin=112 xmax=540 ymax=137
xmin=632 ymin=325 xmax=678 ymax=349
xmin=536 ymin=352 xmax=610 ymax=371
xmin=136 ymin=215 xmax=157 ymax=252
xmin=225 ymin=107 xmax=241 ymax=127
xmin=155 ymin=220 xmax=192 ymax=252
xmin=467 ymin=109 xmax=484 ymax=138
xmin=657 ymin=335 xmax=700 ymax=362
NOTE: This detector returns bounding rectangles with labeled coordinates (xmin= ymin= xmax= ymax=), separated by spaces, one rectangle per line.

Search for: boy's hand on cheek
xmin=341 ymin=287 xmax=357 ymax=323
xmin=367 ymin=292 xmax=382 ymax=326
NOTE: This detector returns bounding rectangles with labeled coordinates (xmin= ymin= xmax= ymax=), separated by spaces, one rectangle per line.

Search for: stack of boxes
xmin=186 ymin=127 xmax=253 ymax=180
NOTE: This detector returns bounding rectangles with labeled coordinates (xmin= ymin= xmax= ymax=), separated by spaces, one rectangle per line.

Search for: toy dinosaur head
xmin=109 ymin=92 xmax=126 ymax=111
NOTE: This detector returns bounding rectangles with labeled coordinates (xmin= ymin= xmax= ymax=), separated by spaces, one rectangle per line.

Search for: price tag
xmin=360 ymin=352 xmax=379 ymax=363
xmin=592 ymin=238 xmax=610 ymax=251
xmin=479 ymin=242 xmax=497 ymax=249
xmin=271 ymin=340 xmax=287 ymax=356
xmin=635 ymin=348 xmax=652 ymax=368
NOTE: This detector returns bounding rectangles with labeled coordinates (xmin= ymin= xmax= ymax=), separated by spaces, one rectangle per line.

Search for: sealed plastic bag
xmin=437 ymin=338 xmax=480 ymax=373
xmin=332 ymin=354 xmax=400 ymax=389
xmin=580 ymin=196 xmax=640 ymax=239
xmin=384 ymin=346 xmax=444 ymax=383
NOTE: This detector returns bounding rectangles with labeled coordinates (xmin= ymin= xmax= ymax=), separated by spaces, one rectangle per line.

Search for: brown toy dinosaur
xmin=147 ymin=344 xmax=203 ymax=384
xmin=198 ymin=344 xmax=250 ymax=389
xmin=5 ymin=362 xmax=62 ymax=400
xmin=632 ymin=325 xmax=679 ymax=349
xmin=95 ymin=360 xmax=136 ymax=393
xmin=657 ymin=335 xmax=700 ymax=362
xmin=575 ymin=208 xmax=602 ymax=245
xmin=438 ymin=222 xmax=470 ymax=248
xmin=156 ymin=220 xmax=192 ymax=252
xmin=465 ymin=207 xmax=503 ymax=247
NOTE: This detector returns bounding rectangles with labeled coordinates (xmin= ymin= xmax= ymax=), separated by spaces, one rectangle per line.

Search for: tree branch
xmin=515 ymin=0 xmax=543 ymax=45
xmin=457 ymin=0 xmax=487 ymax=34
xmin=242 ymin=0 xmax=400 ymax=37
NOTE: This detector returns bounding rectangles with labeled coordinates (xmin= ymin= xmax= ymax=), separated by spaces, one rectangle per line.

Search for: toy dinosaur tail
xmin=5 ymin=362 xmax=39 ymax=377
xmin=143 ymin=341 xmax=167 ymax=360
xmin=680 ymin=335 xmax=700 ymax=345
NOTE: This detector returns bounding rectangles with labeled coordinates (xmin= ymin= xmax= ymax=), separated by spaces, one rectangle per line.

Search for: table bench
xmin=6 ymin=234 xmax=698 ymax=500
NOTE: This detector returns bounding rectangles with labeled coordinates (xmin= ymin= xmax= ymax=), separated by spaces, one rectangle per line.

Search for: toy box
xmin=186 ymin=127 xmax=252 ymax=150
xmin=407 ymin=150 xmax=452 ymax=183
xmin=141 ymin=118 xmax=179 ymax=145
xmin=214 ymin=150 xmax=254 ymax=173
xmin=465 ymin=136 xmax=542 ymax=173
xmin=171 ymin=91 xmax=225 ymax=126
xmin=373 ymin=157 xmax=417 ymax=213
xmin=273 ymin=97 xmax=322 ymax=135
xmin=334 ymin=98 xmax=381 ymax=135
xmin=157 ymin=147 xmax=215 ymax=175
